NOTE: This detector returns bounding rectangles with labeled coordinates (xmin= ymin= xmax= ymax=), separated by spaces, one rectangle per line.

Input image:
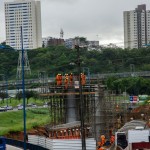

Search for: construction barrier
xmin=28 ymin=135 xmax=96 ymax=150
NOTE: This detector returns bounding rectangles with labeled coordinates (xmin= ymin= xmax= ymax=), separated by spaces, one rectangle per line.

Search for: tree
xmin=1 ymin=42 xmax=6 ymax=45
xmin=0 ymin=92 xmax=8 ymax=103
xmin=16 ymin=91 xmax=39 ymax=104
xmin=106 ymin=77 xmax=150 ymax=95
xmin=16 ymin=91 xmax=22 ymax=102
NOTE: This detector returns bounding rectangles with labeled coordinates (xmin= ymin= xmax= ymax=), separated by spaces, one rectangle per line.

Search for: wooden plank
xmin=40 ymin=92 xmax=96 ymax=96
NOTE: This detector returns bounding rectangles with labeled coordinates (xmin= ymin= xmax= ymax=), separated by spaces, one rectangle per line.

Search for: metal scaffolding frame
xmin=39 ymin=76 xmax=130 ymax=145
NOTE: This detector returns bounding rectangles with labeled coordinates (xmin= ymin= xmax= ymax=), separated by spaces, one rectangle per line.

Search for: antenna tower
xmin=16 ymin=50 xmax=31 ymax=79
xmin=60 ymin=28 xmax=64 ymax=39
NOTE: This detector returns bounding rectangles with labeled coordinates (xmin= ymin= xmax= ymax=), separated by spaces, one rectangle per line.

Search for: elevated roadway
xmin=95 ymin=71 xmax=150 ymax=79
xmin=1 ymin=71 xmax=150 ymax=88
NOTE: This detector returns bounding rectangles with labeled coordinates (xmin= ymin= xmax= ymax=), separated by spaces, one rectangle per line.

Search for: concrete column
xmin=66 ymin=88 xmax=77 ymax=123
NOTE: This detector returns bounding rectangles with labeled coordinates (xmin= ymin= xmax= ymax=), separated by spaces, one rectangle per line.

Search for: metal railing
xmin=1 ymin=71 xmax=150 ymax=88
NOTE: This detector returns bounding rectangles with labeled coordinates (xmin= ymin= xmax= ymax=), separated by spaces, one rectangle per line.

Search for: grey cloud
xmin=41 ymin=0 xmax=79 ymax=5
xmin=1 ymin=0 xmax=150 ymax=45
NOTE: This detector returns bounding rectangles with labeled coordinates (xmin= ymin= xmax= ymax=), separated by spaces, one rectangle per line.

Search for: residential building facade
xmin=124 ymin=4 xmax=150 ymax=49
xmin=65 ymin=38 xmax=75 ymax=49
xmin=47 ymin=38 xmax=64 ymax=47
xmin=42 ymin=37 xmax=65 ymax=47
xmin=65 ymin=38 xmax=99 ymax=50
xmin=5 ymin=0 xmax=42 ymax=50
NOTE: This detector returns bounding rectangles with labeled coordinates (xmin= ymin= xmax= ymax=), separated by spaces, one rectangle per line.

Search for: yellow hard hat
xmin=101 ymin=135 xmax=105 ymax=138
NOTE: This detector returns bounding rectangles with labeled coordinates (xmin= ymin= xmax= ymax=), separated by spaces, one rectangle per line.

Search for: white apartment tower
xmin=124 ymin=4 xmax=150 ymax=49
xmin=5 ymin=0 xmax=42 ymax=50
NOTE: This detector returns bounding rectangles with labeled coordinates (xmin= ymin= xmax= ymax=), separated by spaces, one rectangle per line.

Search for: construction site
xmin=28 ymin=72 xmax=150 ymax=150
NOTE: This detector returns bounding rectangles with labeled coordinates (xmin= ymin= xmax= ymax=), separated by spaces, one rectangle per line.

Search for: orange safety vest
xmin=100 ymin=135 xmax=106 ymax=146
xmin=81 ymin=74 xmax=86 ymax=85
xmin=64 ymin=76 xmax=68 ymax=89
xmin=69 ymin=74 xmax=73 ymax=85
xmin=110 ymin=135 xmax=115 ymax=143
xmin=56 ymin=74 xmax=60 ymax=85
xmin=59 ymin=75 xmax=62 ymax=85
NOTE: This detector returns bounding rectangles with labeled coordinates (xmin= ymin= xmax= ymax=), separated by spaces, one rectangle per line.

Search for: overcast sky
xmin=1 ymin=0 xmax=150 ymax=47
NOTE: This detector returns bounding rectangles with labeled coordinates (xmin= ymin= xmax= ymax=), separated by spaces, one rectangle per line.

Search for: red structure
xmin=132 ymin=142 xmax=150 ymax=149
xmin=47 ymin=38 xmax=64 ymax=46
xmin=48 ymin=122 xmax=90 ymax=139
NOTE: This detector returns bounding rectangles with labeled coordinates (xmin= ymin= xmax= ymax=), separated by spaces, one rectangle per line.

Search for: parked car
xmin=31 ymin=103 xmax=37 ymax=108
xmin=6 ymin=106 xmax=13 ymax=110
xmin=27 ymin=103 xmax=33 ymax=107
xmin=43 ymin=102 xmax=48 ymax=108
xmin=43 ymin=104 xmax=48 ymax=108
xmin=1 ymin=106 xmax=7 ymax=109
xmin=0 ymin=107 xmax=6 ymax=112
xmin=17 ymin=105 xmax=23 ymax=110
xmin=0 ymin=137 xmax=6 ymax=150
xmin=17 ymin=104 xmax=22 ymax=107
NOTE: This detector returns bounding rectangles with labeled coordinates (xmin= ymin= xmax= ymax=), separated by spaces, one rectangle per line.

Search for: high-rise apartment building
xmin=124 ymin=4 xmax=150 ymax=49
xmin=5 ymin=0 xmax=42 ymax=50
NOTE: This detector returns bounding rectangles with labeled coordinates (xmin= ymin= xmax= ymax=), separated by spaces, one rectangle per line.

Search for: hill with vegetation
xmin=0 ymin=108 xmax=50 ymax=136
xmin=1 ymin=46 xmax=150 ymax=79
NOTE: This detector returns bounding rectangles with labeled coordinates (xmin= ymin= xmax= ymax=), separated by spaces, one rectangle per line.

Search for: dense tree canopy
xmin=1 ymin=46 xmax=150 ymax=79
xmin=106 ymin=77 xmax=150 ymax=95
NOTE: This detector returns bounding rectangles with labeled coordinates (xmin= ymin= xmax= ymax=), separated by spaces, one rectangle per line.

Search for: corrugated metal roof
xmin=118 ymin=120 xmax=147 ymax=133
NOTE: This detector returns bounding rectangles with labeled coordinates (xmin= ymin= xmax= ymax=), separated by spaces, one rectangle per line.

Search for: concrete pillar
xmin=66 ymin=88 xmax=77 ymax=123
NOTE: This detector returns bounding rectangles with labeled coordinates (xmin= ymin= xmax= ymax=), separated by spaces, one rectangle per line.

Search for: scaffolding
xmin=92 ymin=81 xmax=129 ymax=142
xmin=39 ymin=75 xmax=130 ymax=143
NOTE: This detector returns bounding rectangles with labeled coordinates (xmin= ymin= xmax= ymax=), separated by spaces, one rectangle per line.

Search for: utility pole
xmin=21 ymin=26 xmax=27 ymax=150
xmin=75 ymin=44 xmax=86 ymax=150
xmin=130 ymin=64 xmax=135 ymax=77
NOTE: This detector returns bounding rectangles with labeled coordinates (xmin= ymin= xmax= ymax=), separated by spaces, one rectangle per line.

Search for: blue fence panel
xmin=6 ymin=138 xmax=49 ymax=150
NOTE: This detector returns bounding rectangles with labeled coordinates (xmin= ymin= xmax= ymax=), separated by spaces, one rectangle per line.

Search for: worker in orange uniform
xmin=56 ymin=74 xmax=62 ymax=86
xmin=81 ymin=73 xmax=86 ymax=85
xmin=59 ymin=74 xmax=62 ymax=85
xmin=56 ymin=74 xmax=60 ymax=86
xmin=110 ymin=135 xmax=115 ymax=144
xmin=100 ymin=135 xmax=106 ymax=147
xmin=97 ymin=141 xmax=101 ymax=150
xmin=98 ymin=147 xmax=104 ymax=150
xmin=97 ymin=135 xmax=106 ymax=150
xmin=69 ymin=73 xmax=73 ymax=86
xmin=64 ymin=74 xmax=69 ymax=89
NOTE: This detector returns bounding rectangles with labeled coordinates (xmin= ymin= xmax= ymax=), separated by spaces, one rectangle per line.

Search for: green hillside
xmin=1 ymin=46 xmax=150 ymax=79
xmin=0 ymin=108 xmax=50 ymax=136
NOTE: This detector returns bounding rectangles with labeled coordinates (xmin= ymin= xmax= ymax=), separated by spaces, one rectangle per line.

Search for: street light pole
xmin=21 ymin=26 xmax=27 ymax=150
xmin=75 ymin=45 xmax=86 ymax=150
